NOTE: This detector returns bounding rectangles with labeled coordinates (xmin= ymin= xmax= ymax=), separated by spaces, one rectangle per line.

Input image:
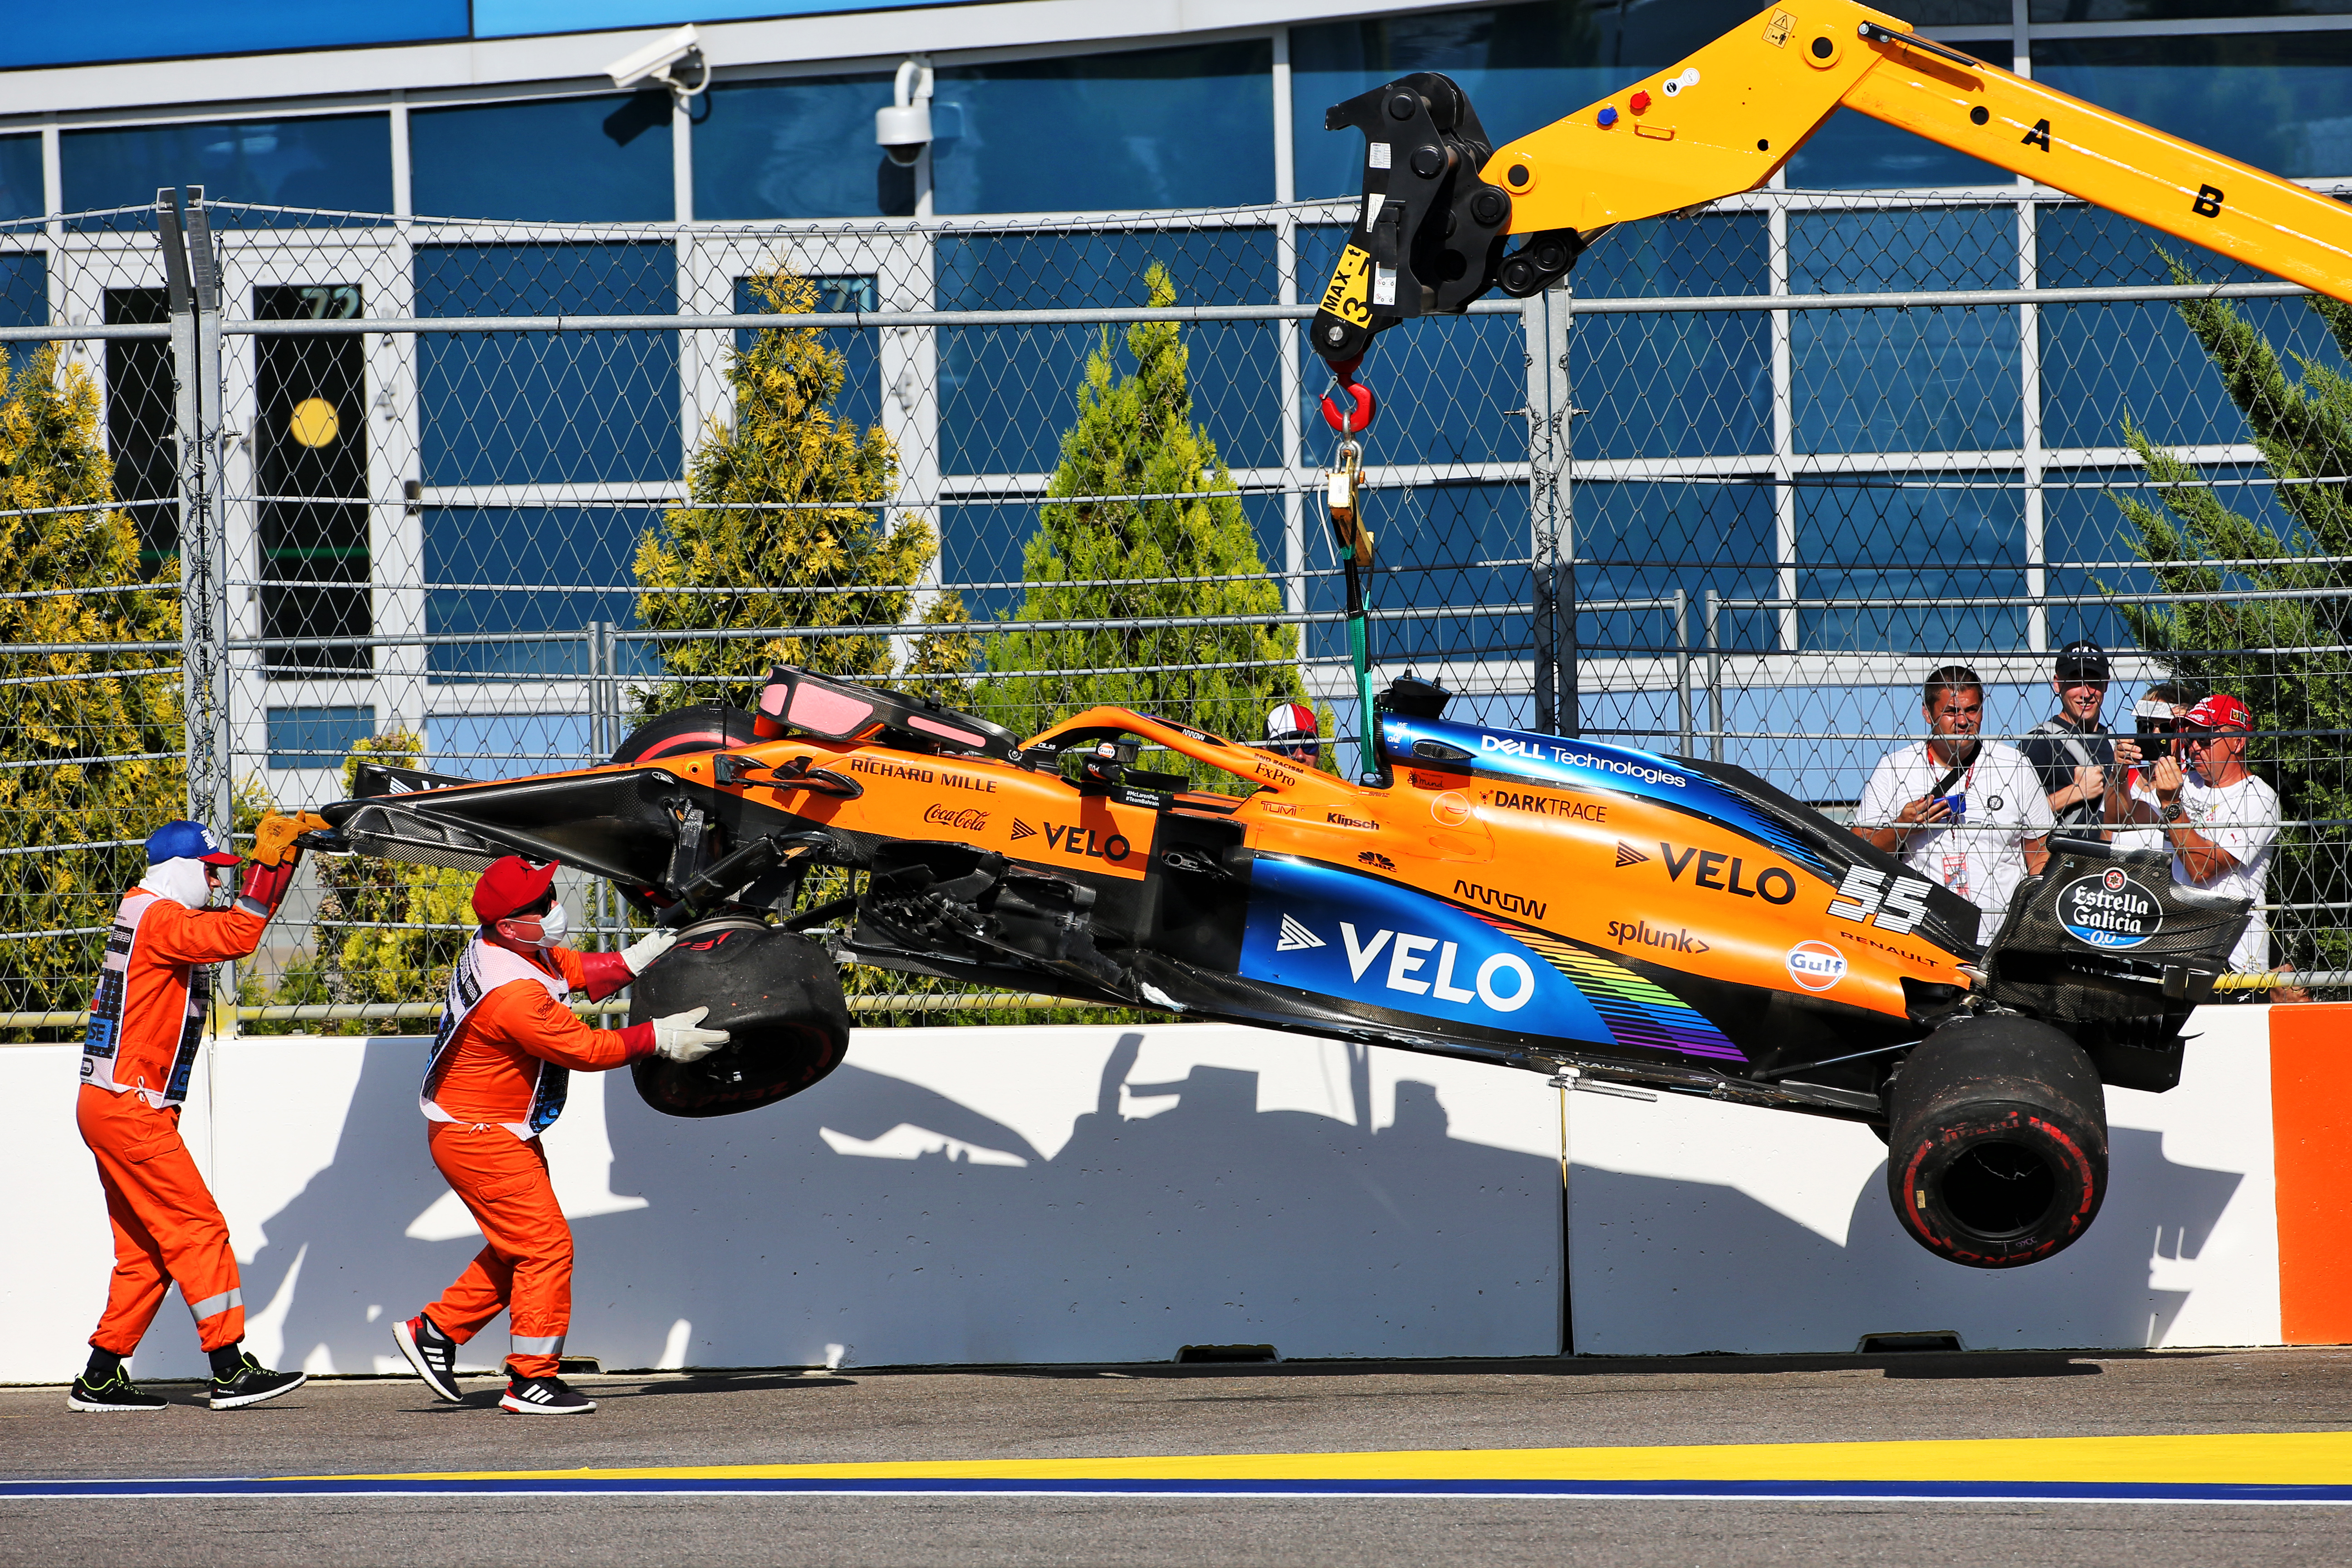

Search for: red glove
xmin=235 ymin=859 xmax=299 ymax=918
xmin=576 ymin=948 xmax=634 ymax=1002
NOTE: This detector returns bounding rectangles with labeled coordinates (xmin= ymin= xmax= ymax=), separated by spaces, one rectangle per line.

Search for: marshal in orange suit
xmin=70 ymin=814 xmax=321 ymax=1414
xmin=390 ymin=855 xmax=727 ymax=1415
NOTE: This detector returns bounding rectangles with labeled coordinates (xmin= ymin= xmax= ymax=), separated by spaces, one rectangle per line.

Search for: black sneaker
xmin=208 ymin=1353 xmax=306 ymax=1411
xmin=500 ymin=1375 xmax=596 ymax=1415
xmin=393 ymin=1313 xmax=464 ymax=1403
xmin=67 ymin=1369 xmax=167 ymax=1412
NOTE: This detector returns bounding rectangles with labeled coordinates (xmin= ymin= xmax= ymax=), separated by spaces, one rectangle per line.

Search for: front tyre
xmin=1885 ymin=1015 xmax=2108 ymax=1269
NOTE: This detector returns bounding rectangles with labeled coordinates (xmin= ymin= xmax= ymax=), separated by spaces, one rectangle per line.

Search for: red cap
xmin=2182 ymin=693 xmax=2253 ymax=733
xmin=471 ymin=855 xmax=559 ymax=924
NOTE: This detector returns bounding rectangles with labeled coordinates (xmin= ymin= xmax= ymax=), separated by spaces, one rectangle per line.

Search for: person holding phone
xmin=2020 ymin=640 xmax=2141 ymax=835
xmin=1856 ymin=665 xmax=2054 ymax=935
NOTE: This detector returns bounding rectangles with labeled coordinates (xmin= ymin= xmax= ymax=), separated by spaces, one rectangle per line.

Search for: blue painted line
xmin=6 ymin=1477 xmax=2352 ymax=1504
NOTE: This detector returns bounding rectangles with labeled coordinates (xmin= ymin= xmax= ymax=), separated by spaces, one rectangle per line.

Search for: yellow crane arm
xmin=1311 ymin=0 xmax=2352 ymax=372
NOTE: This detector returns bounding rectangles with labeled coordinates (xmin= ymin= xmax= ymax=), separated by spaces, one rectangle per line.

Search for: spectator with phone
xmin=2116 ymin=692 xmax=2281 ymax=975
xmin=1857 ymin=665 xmax=2055 ymax=933
xmin=2020 ymin=639 xmax=2141 ymax=834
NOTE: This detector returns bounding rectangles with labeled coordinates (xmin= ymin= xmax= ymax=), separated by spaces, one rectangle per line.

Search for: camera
xmin=2133 ymin=697 xmax=2177 ymax=737
xmin=606 ymin=24 xmax=707 ymax=96
xmin=876 ymin=59 xmax=935 ymax=167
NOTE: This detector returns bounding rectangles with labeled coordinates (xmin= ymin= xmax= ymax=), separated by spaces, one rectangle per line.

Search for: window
xmin=0 ymin=255 xmax=44 ymax=328
xmin=695 ymin=74 xmax=915 ymax=220
xmin=426 ymin=713 xmax=597 ymax=779
xmin=416 ymin=243 xmax=679 ymax=486
xmin=1792 ymin=207 xmax=2021 ymax=454
xmin=0 ymin=135 xmax=40 ymax=221
xmin=1570 ymin=215 xmax=1772 ymax=462
xmin=424 ymin=507 xmax=658 ymax=681
xmin=103 ymin=288 xmax=176 ymax=567
xmin=1576 ymin=481 xmax=1778 ymax=657
xmin=267 ymin=706 xmax=375 ymax=770
xmin=1797 ymin=473 xmax=2027 ymax=652
xmin=410 ymin=93 xmax=674 ymax=222
xmin=61 ymin=114 xmax=393 ymax=222
xmin=256 ymin=284 xmax=371 ymax=676
xmin=931 ymin=42 xmax=1273 ymax=214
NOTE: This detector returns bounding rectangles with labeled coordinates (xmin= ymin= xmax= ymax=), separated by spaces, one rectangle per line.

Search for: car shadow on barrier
xmin=1565 ymin=1127 xmax=2246 ymax=1355
xmin=240 ymin=1030 xmax=1567 ymax=1375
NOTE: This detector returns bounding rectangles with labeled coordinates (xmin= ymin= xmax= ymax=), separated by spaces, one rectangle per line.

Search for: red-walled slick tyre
xmin=1886 ymin=1015 xmax=2109 ymax=1269
xmin=612 ymin=702 xmax=760 ymax=766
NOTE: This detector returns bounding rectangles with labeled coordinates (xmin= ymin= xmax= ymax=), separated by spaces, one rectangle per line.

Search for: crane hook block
xmin=1320 ymin=381 xmax=1377 ymax=434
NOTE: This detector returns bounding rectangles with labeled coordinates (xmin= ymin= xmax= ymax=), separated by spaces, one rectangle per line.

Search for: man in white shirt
xmin=1857 ymin=665 xmax=2055 ymax=936
xmin=2116 ymin=692 xmax=2279 ymax=972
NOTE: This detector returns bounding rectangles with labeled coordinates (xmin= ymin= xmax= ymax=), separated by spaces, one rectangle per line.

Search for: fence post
xmin=1704 ymin=588 xmax=1724 ymax=764
xmin=1526 ymin=290 xmax=1576 ymax=735
xmin=159 ymin=186 xmax=232 ymax=1031
xmin=1674 ymin=588 xmax=1692 ymax=756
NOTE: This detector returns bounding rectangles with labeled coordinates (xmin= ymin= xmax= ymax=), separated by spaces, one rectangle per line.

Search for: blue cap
xmin=146 ymin=820 xmax=240 ymax=866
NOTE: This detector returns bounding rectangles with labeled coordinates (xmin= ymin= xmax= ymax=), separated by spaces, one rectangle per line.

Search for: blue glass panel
xmin=938 ymin=230 xmax=1280 ymax=476
xmin=2043 ymin=462 xmax=2306 ymax=651
xmin=1296 ymin=225 xmax=1526 ymax=467
xmin=411 ymin=95 xmax=674 ymax=223
xmin=0 ymin=255 xmax=45 ymax=329
xmin=1783 ymin=40 xmax=2013 ymax=190
xmin=61 ymin=115 xmax=392 ymax=223
xmin=694 ymin=75 xmax=913 ymax=220
xmin=735 ymin=274 xmax=880 ymax=436
xmin=266 ymin=706 xmax=375 ymax=769
xmin=2 ymin=1 xmax=465 ymax=70
xmin=1798 ymin=472 xmax=2027 ymax=651
xmin=427 ymin=712 xmax=597 ymax=779
xmin=1302 ymin=484 xmax=1529 ymax=668
xmin=1573 ymin=480 xmax=1776 ymax=657
xmin=1792 ymin=207 xmax=2020 ymax=453
xmin=416 ymin=245 xmax=679 ymax=486
xmin=0 ymin=137 xmax=41 ymax=221
xmin=2032 ymin=0 xmax=2352 ymax=14
xmin=955 ymin=491 xmax=1289 ymax=632
xmin=425 ymin=507 xmax=661 ymax=681
xmin=1569 ymin=213 xmax=1772 ymax=461
xmin=2037 ymin=205 xmax=2352 ymax=448
xmin=2035 ymin=33 xmax=2352 ymax=179
xmin=931 ymin=41 xmax=1273 ymax=214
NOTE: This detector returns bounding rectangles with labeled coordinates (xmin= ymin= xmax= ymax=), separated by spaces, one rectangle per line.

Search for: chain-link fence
xmin=1 ymin=181 xmax=2343 ymax=1033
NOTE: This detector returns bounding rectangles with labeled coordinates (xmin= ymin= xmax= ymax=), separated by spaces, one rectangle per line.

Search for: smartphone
xmin=1933 ymin=794 xmax=1967 ymax=822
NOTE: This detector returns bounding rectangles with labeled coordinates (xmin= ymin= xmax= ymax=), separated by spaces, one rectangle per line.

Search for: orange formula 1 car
xmin=314 ymin=666 xmax=2249 ymax=1271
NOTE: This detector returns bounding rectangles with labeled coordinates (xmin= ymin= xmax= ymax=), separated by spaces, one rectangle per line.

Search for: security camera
xmin=876 ymin=58 xmax=934 ymax=167
xmin=608 ymin=24 xmax=708 ymax=97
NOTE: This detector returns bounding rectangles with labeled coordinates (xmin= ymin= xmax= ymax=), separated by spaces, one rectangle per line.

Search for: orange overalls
xmin=78 ymin=891 xmax=267 ymax=1357
xmin=418 ymin=938 xmax=647 ymax=1380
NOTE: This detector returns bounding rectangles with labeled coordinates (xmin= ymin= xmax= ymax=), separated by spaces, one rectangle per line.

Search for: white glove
xmin=622 ymin=926 xmax=679 ymax=976
xmin=651 ymin=1005 xmax=730 ymax=1063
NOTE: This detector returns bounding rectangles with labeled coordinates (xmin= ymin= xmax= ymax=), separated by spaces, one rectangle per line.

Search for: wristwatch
xmin=2160 ymin=802 xmax=2186 ymax=824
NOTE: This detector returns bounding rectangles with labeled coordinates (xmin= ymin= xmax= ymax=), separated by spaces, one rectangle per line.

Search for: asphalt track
xmin=7 ymin=1348 xmax=2352 ymax=1566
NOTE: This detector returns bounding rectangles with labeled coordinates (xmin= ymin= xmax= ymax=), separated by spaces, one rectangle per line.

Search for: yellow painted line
xmin=300 ymin=1431 xmax=2352 ymax=1487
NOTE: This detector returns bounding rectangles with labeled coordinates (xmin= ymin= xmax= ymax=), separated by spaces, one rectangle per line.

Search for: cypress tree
xmin=0 ymin=345 xmax=183 ymax=1019
xmin=633 ymin=268 xmax=968 ymax=719
xmin=2107 ymin=271 xmax=2352 ymax=977
xmin=977 ymin=263 xmax=1312 ymax=757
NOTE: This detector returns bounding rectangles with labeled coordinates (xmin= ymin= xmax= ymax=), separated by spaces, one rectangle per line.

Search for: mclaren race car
xmin=314 ymin=665 xmax=2251 ymax=1270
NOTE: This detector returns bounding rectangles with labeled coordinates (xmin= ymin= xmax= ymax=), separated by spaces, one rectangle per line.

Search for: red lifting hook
xmin=1320 ymin=379 xmax=1377 ymax=435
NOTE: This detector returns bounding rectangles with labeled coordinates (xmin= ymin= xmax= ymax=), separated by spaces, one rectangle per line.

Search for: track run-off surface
xmin=6 ymin=1348 xmax=2352 ymax=1564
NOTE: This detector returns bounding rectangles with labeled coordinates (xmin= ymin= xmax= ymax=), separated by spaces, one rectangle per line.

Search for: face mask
xmin=502 ymin=902 xmax=568 ymax=949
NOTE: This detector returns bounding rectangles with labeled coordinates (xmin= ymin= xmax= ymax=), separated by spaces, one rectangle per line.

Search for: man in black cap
xmin=2020 ymin=639 xmax=2140 ymax=835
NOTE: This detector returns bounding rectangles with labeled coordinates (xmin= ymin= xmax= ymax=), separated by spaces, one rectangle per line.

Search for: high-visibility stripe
xmin=186 ymin=1288 xmax=243 ymax=1322
xmin=510 ymin=1334 xmax=565 ymax=1355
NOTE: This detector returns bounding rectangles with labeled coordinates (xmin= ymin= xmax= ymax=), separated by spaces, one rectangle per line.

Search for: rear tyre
xmin=1886 ymin=1015 xmax=2108 ymax=1269
xmin=612 ymin=703 xmax=760 ymax=766
xmin=629 ymin=915 xmax=850 ymax=1118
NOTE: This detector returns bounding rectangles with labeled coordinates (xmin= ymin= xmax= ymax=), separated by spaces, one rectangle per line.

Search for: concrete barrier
xmin=2 ymin=1005 xmax=2339 ymax=1383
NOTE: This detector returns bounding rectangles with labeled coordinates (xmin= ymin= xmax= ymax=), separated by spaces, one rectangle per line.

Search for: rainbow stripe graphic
xmin=1471 ymin=911 xmax=1745 ymax=1062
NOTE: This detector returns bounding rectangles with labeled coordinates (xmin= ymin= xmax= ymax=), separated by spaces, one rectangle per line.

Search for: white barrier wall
xmin=0 ymin=1010 xmax=2287 ymax=1384
xmin=0 ymin=1024 xmax=1565 ymax=1385
xmin=1567 ymin=1005 xmax=2282 ymax=1354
